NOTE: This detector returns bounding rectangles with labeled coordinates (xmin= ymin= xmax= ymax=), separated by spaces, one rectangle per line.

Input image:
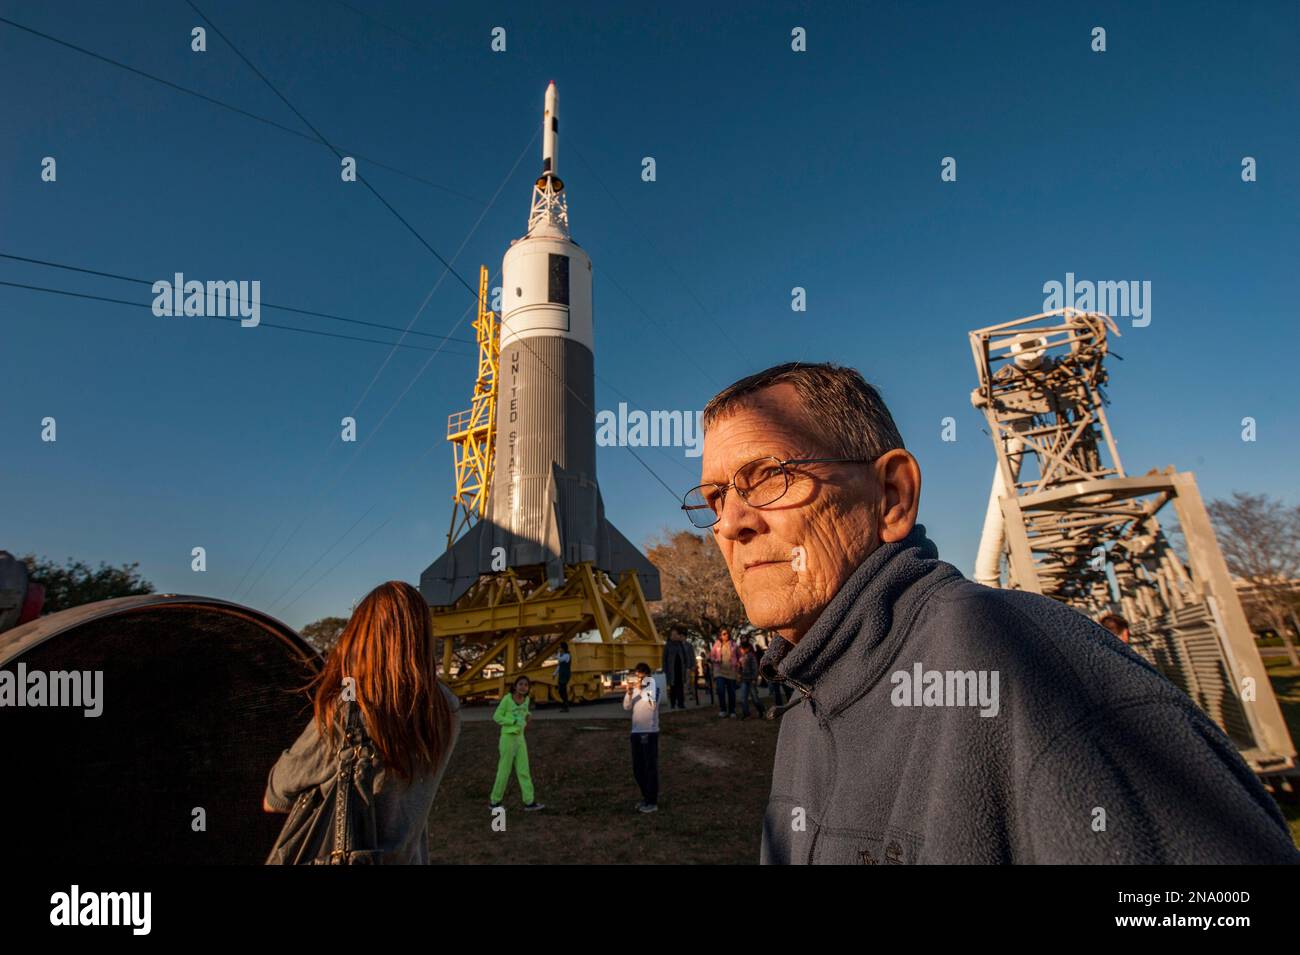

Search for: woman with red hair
xmin=263 ymin=581 xmax=460 ymax=864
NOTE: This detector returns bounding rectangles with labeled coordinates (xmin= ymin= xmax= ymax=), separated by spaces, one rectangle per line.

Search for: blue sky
xmin=3 ymin=0 xmax=1297 ymax=629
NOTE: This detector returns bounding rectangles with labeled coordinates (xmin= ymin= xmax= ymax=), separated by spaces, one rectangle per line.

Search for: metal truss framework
xmin=527 ymin=175 xmax=569 ymax=238
xmin=436 ymin=260 xmax=661 ymax=704
xmin=430 ymin=563 xmax=660 ymax=702
xmin=970 ymin=309 xmax=1295 ymax=773
xmin=445 ymin=265 xmax=499 ymax=547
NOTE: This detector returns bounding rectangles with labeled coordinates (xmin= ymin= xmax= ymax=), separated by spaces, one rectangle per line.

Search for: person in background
xmin=738 ymin=639 xmax=766 ymax=720
xmin=662 ymin=626 xmax=694 ymax=710
xmin=757 ymin=634 xmax=787 ymax=707
xmin=490 ymin=675 xmax=545 ymax=812
xmin=263 ymin=580 xmax=461 ymax=865
xmin=696 ymin=650 xmax=713 ymax=707
xmin=1098 ymin=613 xmax=1131 ymax=645
xmin=555 ymin=641 xmax=572 ymax=711
xmin=623 ymin=661 xmax=660 ymax=813
xmin=710 ymin=628 xmax=740 ymax=718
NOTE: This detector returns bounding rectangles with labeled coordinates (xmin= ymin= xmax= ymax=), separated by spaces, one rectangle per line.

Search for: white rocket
xmin=421 ymin=83 xmax=660 ymax=605
xmin=542 ymin=80 xmax=558 ymax=177
xmin=498 ymin=81 xmax=592 ymax=357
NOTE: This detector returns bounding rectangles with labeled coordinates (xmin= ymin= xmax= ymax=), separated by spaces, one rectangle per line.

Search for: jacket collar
xmin=759 ymin=524 xmax=959 ymax=719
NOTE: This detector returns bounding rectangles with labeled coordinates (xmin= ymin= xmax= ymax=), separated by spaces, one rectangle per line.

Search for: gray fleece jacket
xmin=759 ymin=526 xmax=1298 ymax=864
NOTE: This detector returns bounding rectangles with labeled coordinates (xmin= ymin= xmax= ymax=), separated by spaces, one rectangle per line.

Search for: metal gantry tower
xmin=969 ymin=308 xmax=1295 ymax=776
xmin=445 ymin=265 xmax=500 ymax=548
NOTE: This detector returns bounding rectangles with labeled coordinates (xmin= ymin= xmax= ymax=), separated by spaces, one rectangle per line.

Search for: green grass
xmin=427 ymin=702 xmax=779 ymax=864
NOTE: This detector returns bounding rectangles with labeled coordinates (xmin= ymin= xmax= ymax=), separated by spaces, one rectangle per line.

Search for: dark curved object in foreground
xmin=0 ymin=595 xmax=320 ymax=864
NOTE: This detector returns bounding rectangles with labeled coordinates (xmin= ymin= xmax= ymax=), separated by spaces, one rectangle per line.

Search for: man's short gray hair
xmin=701 ymin=362 xmax=905 ymax=459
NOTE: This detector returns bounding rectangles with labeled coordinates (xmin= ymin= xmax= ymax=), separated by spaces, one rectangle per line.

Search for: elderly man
xmin=686 ymin=362 xmax=1297 ymax=864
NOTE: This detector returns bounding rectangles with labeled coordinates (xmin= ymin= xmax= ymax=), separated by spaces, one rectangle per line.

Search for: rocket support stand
xmin=430 ymin=563 xmax=661 ymax=703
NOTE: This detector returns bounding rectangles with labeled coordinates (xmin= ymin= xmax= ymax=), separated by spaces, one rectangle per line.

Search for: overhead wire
xmin=181 ymin=0 xmax=694 ymax=613
xmin=0 ymin=278 xmax=470 ymax=355
xmin=6 ymin=5 xmax=706 ymax=616
xmin=249 ymin=131 xmax=538 ymax=607
xmin=0 ymin=252 xmax=476 ymax=346
xmin=0 ymin=13 xmax=483 ymax=205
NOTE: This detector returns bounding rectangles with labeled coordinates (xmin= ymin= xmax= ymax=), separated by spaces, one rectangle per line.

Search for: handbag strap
xmin=330 ymin=700 xmax=372 ymax=863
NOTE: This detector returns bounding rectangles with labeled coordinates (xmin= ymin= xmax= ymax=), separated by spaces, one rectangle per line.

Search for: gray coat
xmin=759 ymin=526 xmax=1298 ymax=864
xmin=265 ymin=683 xmax=462 ymax=864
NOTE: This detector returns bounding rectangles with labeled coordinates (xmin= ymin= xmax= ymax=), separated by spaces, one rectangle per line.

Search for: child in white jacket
xmin=623 ymin=662 xmax=660 ymax=813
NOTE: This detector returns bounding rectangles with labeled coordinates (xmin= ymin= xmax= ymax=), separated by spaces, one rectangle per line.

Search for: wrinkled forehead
xmin=700 ymin=386 xmax=820 ymax=482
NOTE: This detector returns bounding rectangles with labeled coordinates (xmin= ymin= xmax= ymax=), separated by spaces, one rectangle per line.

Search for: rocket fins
xmin=419 ymin=520 xmax=491 ymax=607
xmin=599 ymin=516 xmax=662 ymax=601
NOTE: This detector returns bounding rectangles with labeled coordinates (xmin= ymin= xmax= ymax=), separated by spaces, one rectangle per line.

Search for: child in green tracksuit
xmin=490 ymin=676 xmax=545 ymax=811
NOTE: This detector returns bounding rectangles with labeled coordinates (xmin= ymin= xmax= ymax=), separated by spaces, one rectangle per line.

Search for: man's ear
xmin=875 ymin=450 xmax=921 ymax=543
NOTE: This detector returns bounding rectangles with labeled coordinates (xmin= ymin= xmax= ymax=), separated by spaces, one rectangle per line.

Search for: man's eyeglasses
xmin=681 ymin=456 xmax=876 ymax=529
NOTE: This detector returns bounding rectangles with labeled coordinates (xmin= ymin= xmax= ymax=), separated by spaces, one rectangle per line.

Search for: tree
xmin=645 ymin=529 xmax=751 ymax=650
xmin=1207 ymin=492 xmax=1300 ymax=666
xmin=300 ymin=616 xmax=349 ymax=655
xmin=22 ymin=554 xmax=153 ymax=614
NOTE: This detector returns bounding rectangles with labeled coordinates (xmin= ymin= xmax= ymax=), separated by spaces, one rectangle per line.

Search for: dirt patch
xmin=427 ymin=702 xmax=781 ymax=863
xmin=679 ymin=744 xmax=731 ymax=769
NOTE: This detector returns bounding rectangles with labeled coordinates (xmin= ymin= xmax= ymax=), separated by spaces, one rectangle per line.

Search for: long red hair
xmin=308 ymin=581 xmax=453 ymax=781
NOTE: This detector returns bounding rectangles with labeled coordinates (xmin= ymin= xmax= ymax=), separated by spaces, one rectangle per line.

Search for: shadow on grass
xmin=427 ymin=702 xmax=779 ymax=864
